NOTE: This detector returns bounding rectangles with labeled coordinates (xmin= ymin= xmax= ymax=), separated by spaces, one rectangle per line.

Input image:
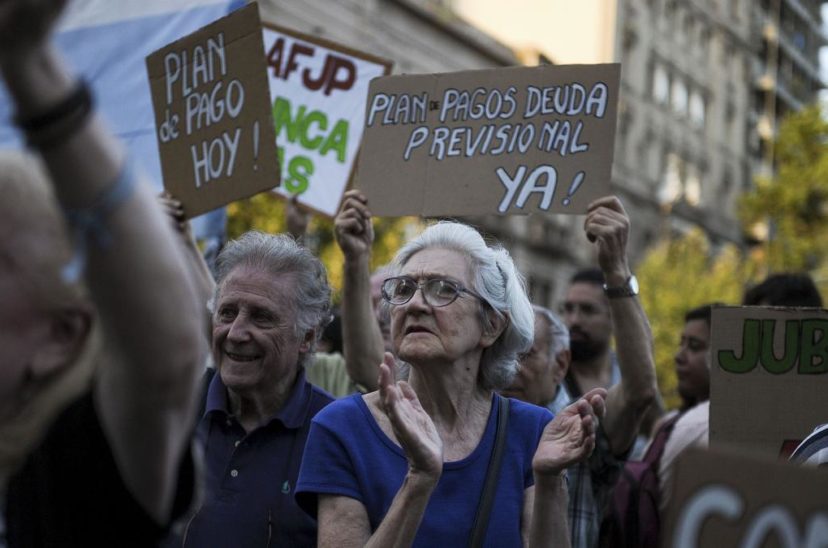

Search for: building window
xmin=689 ymin=90 xmax=706 ymax=128
xmin=653 ymin=64 xmax=670 ymax=104
xmin=671 ymin=78 xmax=688 ymax=115
xmin=685 ymin=163 xmax=701 ymax=206
xmin=659 ymin=151 xmax=684 ymax=205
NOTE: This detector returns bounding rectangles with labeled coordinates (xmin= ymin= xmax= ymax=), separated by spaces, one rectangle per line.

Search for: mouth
xmin=224 ymin=350 xmax=260 ymax=362
xmin=404 ymin=325 xmax=433 ymax=335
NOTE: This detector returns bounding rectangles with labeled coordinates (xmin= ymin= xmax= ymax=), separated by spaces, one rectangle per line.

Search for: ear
xmin=552 ymin=348 xmax=571 ymax=383
xmin=479 ymin=310 xmax=508 ymax=348
xmin=299 ymin=327 xmax=317 ymax=354
xmin=29 ymin=306 xmax=93 ymax=381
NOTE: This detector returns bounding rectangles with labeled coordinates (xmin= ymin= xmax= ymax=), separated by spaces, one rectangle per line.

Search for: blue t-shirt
xmin=296 ymin=393 xmax=553 ymax=547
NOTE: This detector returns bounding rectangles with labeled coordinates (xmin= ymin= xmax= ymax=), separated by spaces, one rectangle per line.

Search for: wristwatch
xmin=603 ymin=275 xmax=639 ymax=298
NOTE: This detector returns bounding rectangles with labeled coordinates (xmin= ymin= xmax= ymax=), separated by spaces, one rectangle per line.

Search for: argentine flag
xmin=0 ymin=0 xmax=245 ymax=240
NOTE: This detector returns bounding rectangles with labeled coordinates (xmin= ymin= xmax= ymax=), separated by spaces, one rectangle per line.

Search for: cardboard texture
xmin=146 ymin=3 xmax=279 ymax=219
xmin=356 ymin=63 xmax=620 ymax=216
xmin=661 ymin=448 xmax=828 ymax=548
xmin=262 ymin=24 xmax=391 ymax=218
xmin=710 ymin=306 xmax=828 ymax=457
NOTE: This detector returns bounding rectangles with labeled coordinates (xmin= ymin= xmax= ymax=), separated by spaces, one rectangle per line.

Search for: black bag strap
xmin=469 ymin=395 xmax=510 ymax=548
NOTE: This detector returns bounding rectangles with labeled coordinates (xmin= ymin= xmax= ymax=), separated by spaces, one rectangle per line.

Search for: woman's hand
xmin=532 ymin=387 xmax=607 ymax=478
xmin=378 ymin=353 xmax=443 ymax=481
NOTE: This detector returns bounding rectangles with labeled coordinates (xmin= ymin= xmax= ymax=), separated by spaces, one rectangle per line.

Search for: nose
xmin=404 ymin=284 xmax=431 ymax=311
xmin=227 ymin=314 xmax=252 ymax=343
xmin=674 ymin=346 xmax=686 ymax=366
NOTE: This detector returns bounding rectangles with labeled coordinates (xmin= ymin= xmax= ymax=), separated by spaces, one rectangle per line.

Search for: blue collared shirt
xmin=173 ymin=369 xmax=333 ymax=548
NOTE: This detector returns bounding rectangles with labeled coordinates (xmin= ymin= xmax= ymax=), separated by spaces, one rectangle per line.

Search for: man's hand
xmin=0 ymin=0 xmax=67 ymax=58
xmin=335 ymin=189 xmax=374 ymax=261
xmin=584 ymin=196 xmax=631 ymax=283
xmin=286 ymin=194 xmax=310 ymax=240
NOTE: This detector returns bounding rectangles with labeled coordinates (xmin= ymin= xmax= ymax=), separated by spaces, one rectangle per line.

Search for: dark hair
xmin=742 ymin=273 xmax=823 ymax=308
xmin=570 ymin=267 xmax=605 ymax=286
xmin=684 ymin=303 xmax=720 ymax=325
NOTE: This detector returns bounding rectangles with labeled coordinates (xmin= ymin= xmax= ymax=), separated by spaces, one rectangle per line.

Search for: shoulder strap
xmin=643 ymin=413 xmax=681 ymax=465
xmin=469 ymin=395 xmax=510 ymax=548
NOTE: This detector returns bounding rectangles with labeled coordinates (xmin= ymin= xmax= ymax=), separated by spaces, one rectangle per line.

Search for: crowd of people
xmin=1 ymin=1 xmax=826 ymax=547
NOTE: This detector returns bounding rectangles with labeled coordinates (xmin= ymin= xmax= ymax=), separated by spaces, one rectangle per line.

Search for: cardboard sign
xmin=710 ymin=306 xmax=828 ymax=457
xmin=262 ymin=24 xmax=391 ymax=217
xmin=356 ymin=64 xmax=619 ymax=216
xmin=146 ymin=3 xmax=279 ymax=219
xmin=662 ymin=448 xmax=828 ymax=548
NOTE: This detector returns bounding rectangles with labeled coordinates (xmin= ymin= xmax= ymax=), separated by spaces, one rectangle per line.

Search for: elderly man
xmin=166 ymin=232 xmax=334 ymax=547
xmin=502 ymin=305 xmax=572 ymax=415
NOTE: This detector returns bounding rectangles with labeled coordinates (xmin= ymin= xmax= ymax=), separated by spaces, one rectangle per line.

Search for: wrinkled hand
xmin=157 ymin=191 xmax=193 ymax=242
xmin=286 ymin=194 xmax=310 ymax=240
xmin=0 ymin=0 xmax=68 ymax=57
xmin=378 ymin=353 xmax=443 ymax=480
xmin=584 ymin=196 xmax=631 ymax=281
xmin=334 ymin=189 xmax=374 ymax=260
xmin=533 ymin=388 xmax=607 ymax=477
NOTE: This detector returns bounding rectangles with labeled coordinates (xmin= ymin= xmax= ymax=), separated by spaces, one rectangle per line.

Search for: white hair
xmin=532 ymin=304 xmax=570 ymax=359
xmin=390 ymin=221 xmax=534 ymax=390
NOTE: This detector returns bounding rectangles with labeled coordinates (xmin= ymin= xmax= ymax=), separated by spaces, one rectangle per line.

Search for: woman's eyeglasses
xmin=381 ymin=276 xmax=483 ymax=308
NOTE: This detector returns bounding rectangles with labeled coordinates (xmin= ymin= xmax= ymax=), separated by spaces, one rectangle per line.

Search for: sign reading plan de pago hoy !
xmin=147 ymin=3 xmax=279 ymax=219
xmin=662 ymin=448 xmax=828 ymax=548
xmin=710 ymin=306 xmax=828 ymax=457
xmin=262 ymin=24 xmax=391 ymax=217
xmin=356 ymin=64 xmax=619 ymax=216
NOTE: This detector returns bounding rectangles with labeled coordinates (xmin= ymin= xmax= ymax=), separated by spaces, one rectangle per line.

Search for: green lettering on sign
xmin=718 ymin=318 xmax=760 ymax=374
xmin=800 ymin=319 xmax=828 ymax=374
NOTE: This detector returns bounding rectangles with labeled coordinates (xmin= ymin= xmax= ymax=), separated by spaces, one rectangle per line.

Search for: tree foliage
xmin=637 ymin=230 xmax=761 ymax=408
xmin=740 ymin=104 xmax=828 ymax=272
xmin=638 ymin=103 xmax=828 ymax=410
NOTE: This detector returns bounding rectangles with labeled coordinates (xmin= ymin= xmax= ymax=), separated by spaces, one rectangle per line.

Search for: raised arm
xmin=0 ymin=1 xmax=205 ymax=523
xmin=335 ymin=189 xmax=384 ymax=391
xmin=317 ymin=354 xmax=442 ymax=547
xmin=583 ymin=196 xmax=659 ymax=455
xmin=158 ymin=192 xmax=216 ymax=338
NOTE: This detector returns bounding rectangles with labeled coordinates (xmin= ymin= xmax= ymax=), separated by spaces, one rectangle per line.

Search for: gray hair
xmin=532 ymin=305 xmax=570 ymax=360
xmin=390 ymin=221 xmax=534 ymax=390
xmin=211 ymin=231 xmax=332 ymax=363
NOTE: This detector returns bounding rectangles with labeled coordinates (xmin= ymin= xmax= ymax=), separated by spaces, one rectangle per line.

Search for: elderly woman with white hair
xmin=296 ymin=221 xmax=606 ymax=547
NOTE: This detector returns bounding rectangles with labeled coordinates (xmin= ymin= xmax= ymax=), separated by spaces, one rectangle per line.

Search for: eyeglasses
xmin=381 ymin=276 xmax=483 ymax=308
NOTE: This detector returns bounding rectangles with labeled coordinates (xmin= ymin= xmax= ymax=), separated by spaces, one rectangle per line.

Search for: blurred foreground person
xmin=0 ymin=1 xmax=205 ymax=545
xmin=297 ymin=220 xmax=607 ymax=547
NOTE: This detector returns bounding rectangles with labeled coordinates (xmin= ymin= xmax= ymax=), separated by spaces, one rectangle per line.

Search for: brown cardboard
xmin=661 ymin=448 xmax=828 ymax=548
xmin=262 ymin=23 xmax=392 ymax=218
xmin=710 ymin=306 xmax=828 ymax=457
xmin=355 ymin=64 xmax=620 ymax=216
xmin=146 ymin=3 xmax=279 ymax=219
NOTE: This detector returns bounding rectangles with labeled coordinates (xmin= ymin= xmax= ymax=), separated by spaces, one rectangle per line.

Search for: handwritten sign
xmin=146 ymin=3 xmax=279 ymax=219
xmin=262 ymin=24 xmax=391 ymax=217
xmin=710 ymin=306 xmax=828 ymax=457
xmin=662 ymin=448 xmax=828 ymax=548
xmin=355 ymin=64 xmax=619 ymax=216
